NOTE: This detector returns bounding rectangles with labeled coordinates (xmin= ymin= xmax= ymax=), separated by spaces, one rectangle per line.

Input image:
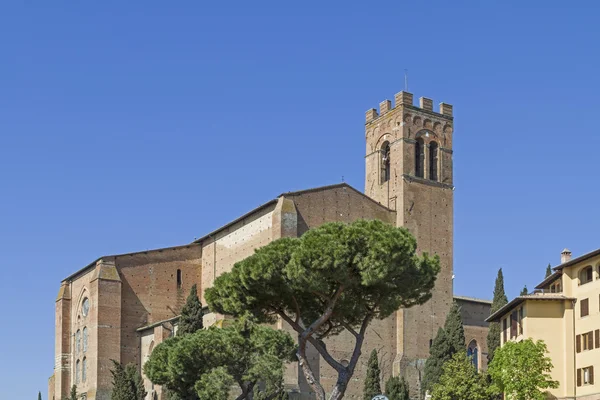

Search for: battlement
xmin=365 ymin=90 xmax=453 ymax=123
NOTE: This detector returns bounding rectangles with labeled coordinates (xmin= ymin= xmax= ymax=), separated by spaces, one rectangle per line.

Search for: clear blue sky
xmin=1 ymin=1 xmax=599 ymax=397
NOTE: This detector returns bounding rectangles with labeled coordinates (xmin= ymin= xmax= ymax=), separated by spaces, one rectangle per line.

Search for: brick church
xmin=49 ymin=89 xmax=491 ymax=400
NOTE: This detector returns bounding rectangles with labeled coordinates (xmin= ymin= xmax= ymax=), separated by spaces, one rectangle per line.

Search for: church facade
xmin=49 ymin=89 xmax=490 ymax=400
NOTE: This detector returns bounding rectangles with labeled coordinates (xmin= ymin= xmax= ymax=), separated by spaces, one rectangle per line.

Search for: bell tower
xmin=364 ymin=90 xmax=455 ymax=394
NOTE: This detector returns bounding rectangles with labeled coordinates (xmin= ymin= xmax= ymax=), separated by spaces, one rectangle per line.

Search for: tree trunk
xmin=328 ymin=370 xmax=351 ymax=400
xmin=297 ymin=344 xmax=326 ymax=400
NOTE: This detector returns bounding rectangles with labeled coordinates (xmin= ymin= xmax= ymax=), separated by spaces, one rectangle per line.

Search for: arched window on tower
xmin=82 ymin=357 xmax=87 ymax=382
xmin=83 ymin=327 xmax=88 ymax=353
xmin=381 ymin=142 xmax=391 ymax=184
xmin=415 ymin=138 xmax=425 ymax=178
xmin=75 ymin=359 xmax=81 ymax=384
xmin=467 ymin=340 xmax=479 ymax=371
xmin=429 ymin=141 xmax=439 ymax=181
xmin=75 ymin=330 xmax=81 ymax=356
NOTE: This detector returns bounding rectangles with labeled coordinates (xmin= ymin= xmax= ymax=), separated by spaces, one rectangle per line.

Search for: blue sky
xmin=1 ymin=1 xmax=599 ymax=397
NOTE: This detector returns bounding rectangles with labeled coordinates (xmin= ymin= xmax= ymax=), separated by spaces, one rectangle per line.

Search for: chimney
xmin=560 ymin=248 xmax=572 ymax=264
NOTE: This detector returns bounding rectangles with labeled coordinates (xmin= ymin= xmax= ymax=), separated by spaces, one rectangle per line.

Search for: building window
xmin=581 ymin=298 xmax=589 ymax=317
xmin=82 ymin=357 xmax=87 ymax=382
xmin=510 ymin=310 xmax=518 ymax=338
xmin=177 ymin=269 xmax=182 ymax=289
xmin=583 ymin=331 xmax=594 ymax=351
xmin=82 ymin=297 xmax=90 ymax=317
xmin=518 ymin=307 xmax=524 ymax=335
xmin=75 ymin=360 xmax=80 ymax=384
xmin=578 ymin=366 xmax=595 ymax=386
xmin=550 ymin=280 xmax=562 ymax=293
xmin=429 ymin=141 xmax=438 ymax=181
xmin=467 ymin=340 xmax=479 ymax=371
xmin=381 ymin=142 xmax=391 ymax=184
xmin=580 ymin=266 xmax=594 ymax=285
xmin=502 ymin=317 xmax=507 ymax=343
xmin=415 ymin=138 xmax=425 ymax=178
xmin=83 ymin=327 xmax=88 ymax=353
xmin=75 ymin=330 xmax=81 ymax=355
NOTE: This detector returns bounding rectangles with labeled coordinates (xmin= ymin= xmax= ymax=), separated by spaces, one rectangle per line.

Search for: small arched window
xmin=467 ymin=340 xmax=479 ymax=371
xmin=83 ymin=327 xmax=88 ymax=353
xmin=75 ymin=330 xmax=81 ymax=355
xmin=381 ymin=142 xmax=391 ymax=183
xmin=580 ymin=266 xmax=593 ymax=285
xmin=82 ymin=357 xmax=87 ymax=382
xmin=429 ymin=141 xmax=438 ymax=181
xmin=82 ymin=297 xmax=90 ymax=317
xmin=75 ymin=359 xmax=80 ymax=384
xmin=415 ymin=138 xmax=425 ymax=178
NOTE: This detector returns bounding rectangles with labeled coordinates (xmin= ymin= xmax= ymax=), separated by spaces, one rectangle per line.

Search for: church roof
xmin=453 ymin=295 xmax=492 ymax=305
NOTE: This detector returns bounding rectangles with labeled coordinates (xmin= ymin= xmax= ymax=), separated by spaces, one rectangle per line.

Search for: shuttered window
xmin=583 ymin=331 xmax=594 ymax=351
xmin=503 ymin=318 xmax=507 ymax=343
xmin=581 ymin=298 xmax=589 ymax=317
xmin=578 ymin=368 xmax=582 ymax=387
xmin=596 ymin=329 xmax=600 ymax=349
xmin=578 ymin=366 xmax=595 ymax=386
xmin=576 ymin=334 xmax=581 ymax=353
xmin=510 ymin=311 xmax=518 ymax=338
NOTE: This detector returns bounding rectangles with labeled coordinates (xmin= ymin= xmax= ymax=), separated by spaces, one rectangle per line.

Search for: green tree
xmin=205 ymin=220 xmax=440 ymax=400
xmin=520 ymin=285 xmax=528 ymax=295
xmin=363 ymin=350 xmax=382 ymax=400
xmin=385 ymin=376 xmax=409 ymax=400
xmin=488 ymin=339 xmax=558 ymax=400
xmin=431 ymin=352 xmax=491 ymax=400
xmin=178 ymin=284 xmax=204 ymax=336
xmin=38 ymin=391 xmax=42 ymax=400
xmin=487 ymin=269 xmax=508 ymax=363
xmin=68 ymin=385 xmax=77 ymax=400
xmin=110 ymin=360 xmax=147 ymax=400
xmin=422 ymin=302 xmax=465 ymax=395
xmin=144 ymin=318 xmax=296 ymax=400
xmin=545 ymin=263 xmax=552 ymax=278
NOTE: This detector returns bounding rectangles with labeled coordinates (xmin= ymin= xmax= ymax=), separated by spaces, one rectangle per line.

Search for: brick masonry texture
xmin=50 ymin=90 xmax=489 ymax=400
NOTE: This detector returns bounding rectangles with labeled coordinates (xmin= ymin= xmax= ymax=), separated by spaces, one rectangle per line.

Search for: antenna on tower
xmin=404 ymin=69 xmax=408 ymax=91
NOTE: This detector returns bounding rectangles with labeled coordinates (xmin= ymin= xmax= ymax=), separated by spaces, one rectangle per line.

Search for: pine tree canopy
xmin=177 ymin=284 xmax=204 ymax=336
xmin=520 ymin=285 xmax=528 ymax=295
xmin=110 ymin=360 xmax=147 ymax=400
xmin=363 ymin=349 xmax=382 ymax=400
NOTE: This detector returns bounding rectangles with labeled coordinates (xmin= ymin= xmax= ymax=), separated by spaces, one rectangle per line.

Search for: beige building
xmin=487 ymin=248 xmax=600 ymax=400
xmin=49 ymin=89 xmax=490 ymax=400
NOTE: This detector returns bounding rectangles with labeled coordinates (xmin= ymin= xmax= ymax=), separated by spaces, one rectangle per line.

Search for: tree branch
xmin=301 ymin=285 xmax=344 ymax=342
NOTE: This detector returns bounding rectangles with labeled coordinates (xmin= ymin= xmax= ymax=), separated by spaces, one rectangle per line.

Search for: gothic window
xmin=177 ymin=269 xmax=182 ymax=289
xmin=82 ymin=357 xmax=87 ymax=382
xmin=429 ymin=141 xmax=438 ymax=181
xmin=381 ymin=142 xmax=391 ymax=184
xmin=82 ymin=297 xmax=90 ymax=317
xmin=415 ymin=138 xmax=425 ymax=178
xmin=467 ymin=340 xmax=479 ymax=371
xmin=75 ymin=330 xmax=81 ymax=355
xmin=75 ymin=360 xmax=80 ymax=384
xmin=83 ymin=327 xmax=88 ymax=353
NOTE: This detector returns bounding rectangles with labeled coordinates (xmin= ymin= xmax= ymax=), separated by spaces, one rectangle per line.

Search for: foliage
xmin=194 ymin=367 xmax=233 ymax=400
xmin=67 ymin=385 xmax=77 ymax=400
xmin=520 ymin=285 xmax=528 ymax=296
xmin=144 ymin=318 xmax=295 ymax=400
xmin=487 ymin=269 xmax=508 ymax=364
xmin=431 ymin=353 xmax=491 ymax=400
xmin=205 ymin=220 xmax=440 ymax=400
xmin=178 ymin=284 xmax=204 ymax=336
xmin=38 ymin=392 xmax=42 ymax=400
xmin=363 ymin=350 xmax=382 ymax=400
xmin=110 ymin=360 xmax=147 ymax=400
xmin=488 ymin=339 xmax=558 ymax=400
xmin=545 ymin=263 xmax=552 ymax=278
xmin=422 ymin=302 xmax=465 ymax=395
xmin=385 ymin=376 xmax=409 ymax=400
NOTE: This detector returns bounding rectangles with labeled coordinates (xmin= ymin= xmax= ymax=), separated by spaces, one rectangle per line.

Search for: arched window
xmin=381 ymin=142 xmax=391 ymax=183
xmin=415 ymin=138 xmax=425 ymax=178
xmin=580 ymin=266 xmax=593 ymax=285
xmin=176 ymin=269 xmax=182 ymax=289
xmin=429 ymin=141 xmax=438 ymax=181
xmin=75 ymin=360 xmax=80 ymax=384
xmin=82 ymin=357 xmax=87 ymax=382
xmin=83 ymin=327 xmax=88 ymax=353
xmin=467 ymin=340 xmax=479 ymax=371
xmin=75 ymin=330 xmax=81 ymax=355
xmin=81 ymin=297 xmax=90 ymax=317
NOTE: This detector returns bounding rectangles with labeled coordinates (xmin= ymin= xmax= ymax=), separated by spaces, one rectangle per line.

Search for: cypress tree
xmin=69 ymin=385 xmax=77 ymax=400
xmin=487 ymin=268 xmax=508 ymax=363
xmin=177 ymin=284 xmax=204 ymax=336
xmin=110 ymin=360 xmax=147 ymax=400
xmin=422 ymin=302 xmax=466 ymax=395
xmin=38 ymin=391 xmax=42 ymax=400
xmin=363 ymin=349 xmax=382 ymax=400
xmin=520 ymin=285 xmax=528 ymax=295
xmin=385 ymin=376 xmax=409 ymax=400
xmin=545 ymin=263 xmax=552 ymax=278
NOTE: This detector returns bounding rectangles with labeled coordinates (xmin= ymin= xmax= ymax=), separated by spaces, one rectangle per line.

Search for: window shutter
xmin=595 ymin=329 xmax=600 ymax=349
xmin=577 ymin=368 xmax=582 ymax=387
xmin=581 ymin=298 xmax=589 ymax=317
xmin=590 ymin=366 xmax=595 ymax=385
xmin=576 ymin=334 xmax=581 ymax=353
